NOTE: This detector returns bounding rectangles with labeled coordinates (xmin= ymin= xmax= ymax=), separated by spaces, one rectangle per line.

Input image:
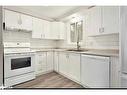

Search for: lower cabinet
xmin=59 ymin=52 xmax=80 ymax=82
xmin=53 ymin=52 xmax=59 ymax=72
xmin=35 ymin=52 xmax=47 ymax=75
xmin=35 ymin=51 xmax=53 ymax=76
xmin=110 ymin=56 xmax=120 ymax=88
xmin=47 ymin=51 xmax=54 ymax=71
xmin=35 ymin=51 xmax=119 ymax=88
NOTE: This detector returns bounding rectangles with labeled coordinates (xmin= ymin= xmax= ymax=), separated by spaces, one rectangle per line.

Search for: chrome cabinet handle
xmin=99 ymin=27 xmax=104 ymax=33
xmin=101 ymin=27 xmax=104 ymax=33
xmin=99 ymin=28 xmax=101 ymax=33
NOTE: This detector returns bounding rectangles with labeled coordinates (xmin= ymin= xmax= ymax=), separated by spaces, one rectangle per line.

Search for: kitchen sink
xmin=66 ymin=49 xmax=88 ymax=52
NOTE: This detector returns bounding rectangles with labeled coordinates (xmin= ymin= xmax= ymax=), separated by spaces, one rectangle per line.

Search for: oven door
xmin=4 ymin=54 xmax=35 ymax=78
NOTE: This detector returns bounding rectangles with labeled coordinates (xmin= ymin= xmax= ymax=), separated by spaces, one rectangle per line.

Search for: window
xmin=70 ymin=21 xmax=83 ymax=43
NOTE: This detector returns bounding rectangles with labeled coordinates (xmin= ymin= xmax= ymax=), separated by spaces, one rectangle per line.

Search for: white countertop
xmin=31 ymin=48 xmax=119 ymax=57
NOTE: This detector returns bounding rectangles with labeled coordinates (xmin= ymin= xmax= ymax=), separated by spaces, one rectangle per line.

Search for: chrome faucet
xmin=77 ymin=41 xmax=80 ymax=50
xmin=77 ymin=31 xmax=81 ymax=50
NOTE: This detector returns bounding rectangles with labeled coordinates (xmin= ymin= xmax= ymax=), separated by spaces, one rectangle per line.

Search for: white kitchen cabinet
xmin=32 ymin=19 xmax=65 ymax=40
xmin=110 ymin=57 xmax=120 ymax=88
xmin=101 ymin=6 xmax=120 ymax=35
xmin=32 ymin=18 xmax=51 ymax=39
xmin=87 ymin=7 xmax=102 ymax=36
xmin=50 ymin=22 xmax=59 ymax=39
xmin=59 ymin=52 xmax=80 ymax=82
xmin=59 ymin=52 xmax=69 ymax=76
xmin=4 ymin=10 xmax=20 ymax=29
xmin=21 ymin=14 xmax=33 ymax=31
xmin=68 ymin=53 xmax=80 ymax=82
xmin=4 ymin=9 xmax=33 ymax=31
xmin=46 ymin=51 xmax=53 ymax=71
xmin=81 ymin=54 xmax=110 ymax=88
xmin=59 ymin=22 xmax=65 ymax=39
xmin=87 ymin=6 xmax=120 ymax=36
xmin=50 ymin=22 xmax=65 ymax=39
xmin=54 ymin=52 xmax=59 ymax=72
xmin=43 ymin=20 xmax=51 ymax=39
xmin=32 ymin=17 xmax=44 ymax=38
xmin=35 ymin=52 xmax=47 ymax=75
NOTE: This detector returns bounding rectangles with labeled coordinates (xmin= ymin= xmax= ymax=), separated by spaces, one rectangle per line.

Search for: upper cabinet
xmin=4 ymin=9 xmax=65 ymax=40
xmin=50 ymin=22 xmax=65 ymax=40
xmin=4 ymin=10 xmax=32 ymax=32
xmin=102 ymin=6 xmax=120 ymax=35
xmin=32 ymin=17 xmax=43 ymax=38
xmin=21 ymin=14 xmax=33 ymax=31
xmin=32 ymin=18 xmax=65 ymax=40
xmin=87 ymin=7 xmax=102 ymax=36
xmin=87 ymin=6 xmax=120 ymax=36
xmin=43 ymin=20 xmax=51 ymax=39
xmin=4 ymin=10 xmax=20 ymax=29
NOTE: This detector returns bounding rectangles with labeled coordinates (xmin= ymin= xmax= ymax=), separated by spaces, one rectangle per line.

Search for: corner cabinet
xmin=35 ymin=51 xmax=53 ymax=76
xmin=87 ymin=6 xmax=120 ymax=36
xmin=35 ymin=52 xmax=47 ymax=75
xmin=50 ymin=22 xmax=65 ymax=40
xmin=46 ymin=51 xmax=54 ymax=71
xmin=54 ymin=52 xmax=59 ymax=72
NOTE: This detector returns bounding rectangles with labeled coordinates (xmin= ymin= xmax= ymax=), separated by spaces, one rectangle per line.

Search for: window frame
xmin=69 ymin=20 xmax=83 ymax=45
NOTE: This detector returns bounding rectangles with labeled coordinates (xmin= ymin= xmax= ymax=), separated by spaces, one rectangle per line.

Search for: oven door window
xmin=11 ymin=57 xmax=31 ymax=70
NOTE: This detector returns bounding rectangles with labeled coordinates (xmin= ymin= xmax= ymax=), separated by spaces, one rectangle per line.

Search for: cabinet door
xmin=59 ymin=52 xmax=69 ymax=76
xmin=46 ymin=52 xmax=53 ymax=71
xmin=102 ymin=6 xmax=120 ymax=34
xmin=54 ymin=52 xmax=59 ymax=72
xmin=32 ymin=17 xmax=43 ymax=38
xmin=88 ymin=7 xmax=102 ymax=36
xmin=35 ymin=52 xmax=47 ymax=75
xmin=4 ymin=10 xmax=20 ymax=29
xmin=85 ymin=11 xmax=92 ymax=36
xmin=59 ymin=22 xmax=65 ymax=39
xmin=68 ymin=53 xmax=80 ymax=82
xmin=81 ymin=55 xmax=110 ymax=88
xmin=110 ymin=57 xmax=120 ymax=87
xmin=50 ymin=22 xmax=59 ymax=39
xmin=21 ymin=14 xmax=32 ymax=31
xmin=43 ymin=20 xmax=51 ymax=39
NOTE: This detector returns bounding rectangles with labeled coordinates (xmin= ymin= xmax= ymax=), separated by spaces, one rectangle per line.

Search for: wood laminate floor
xmin=13 ymin=72 xmax=83 ymax=88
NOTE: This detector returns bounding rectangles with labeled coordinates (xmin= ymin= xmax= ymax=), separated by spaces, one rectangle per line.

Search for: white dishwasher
xmin=81 ymin=54 xmax=110 ymax=88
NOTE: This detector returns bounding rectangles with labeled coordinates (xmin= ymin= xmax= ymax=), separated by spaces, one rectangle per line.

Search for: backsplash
xmin=3 ymin=31 xmax=57 ymax=48
xmin=84 ymin=34 xmax=119 ymax=49
xmin=30 ymin=39 xmax=56 ymax=48
xmin=3 ymin=30 xmax=119 ymax=50
xmin=3 ymin=31 xmax=31 ymax=43
xmin=56 ymin=33 xmax=119 ymax=50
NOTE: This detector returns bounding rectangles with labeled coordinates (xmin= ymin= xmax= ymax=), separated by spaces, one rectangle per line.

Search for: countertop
xmin=31 ymin=48 xmax=119 ymax=57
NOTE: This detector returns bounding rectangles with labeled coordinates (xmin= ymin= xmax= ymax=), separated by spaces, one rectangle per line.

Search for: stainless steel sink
xmin=66 ymin=49 xmax=88 ymax=52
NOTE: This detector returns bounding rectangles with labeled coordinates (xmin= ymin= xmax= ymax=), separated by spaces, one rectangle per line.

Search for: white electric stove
xmin=4 ymin=42 xmax=36 ymax=87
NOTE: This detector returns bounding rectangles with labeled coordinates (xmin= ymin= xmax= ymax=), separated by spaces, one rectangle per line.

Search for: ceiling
xmin=4 ymin=6 xmax=90 ymax=21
